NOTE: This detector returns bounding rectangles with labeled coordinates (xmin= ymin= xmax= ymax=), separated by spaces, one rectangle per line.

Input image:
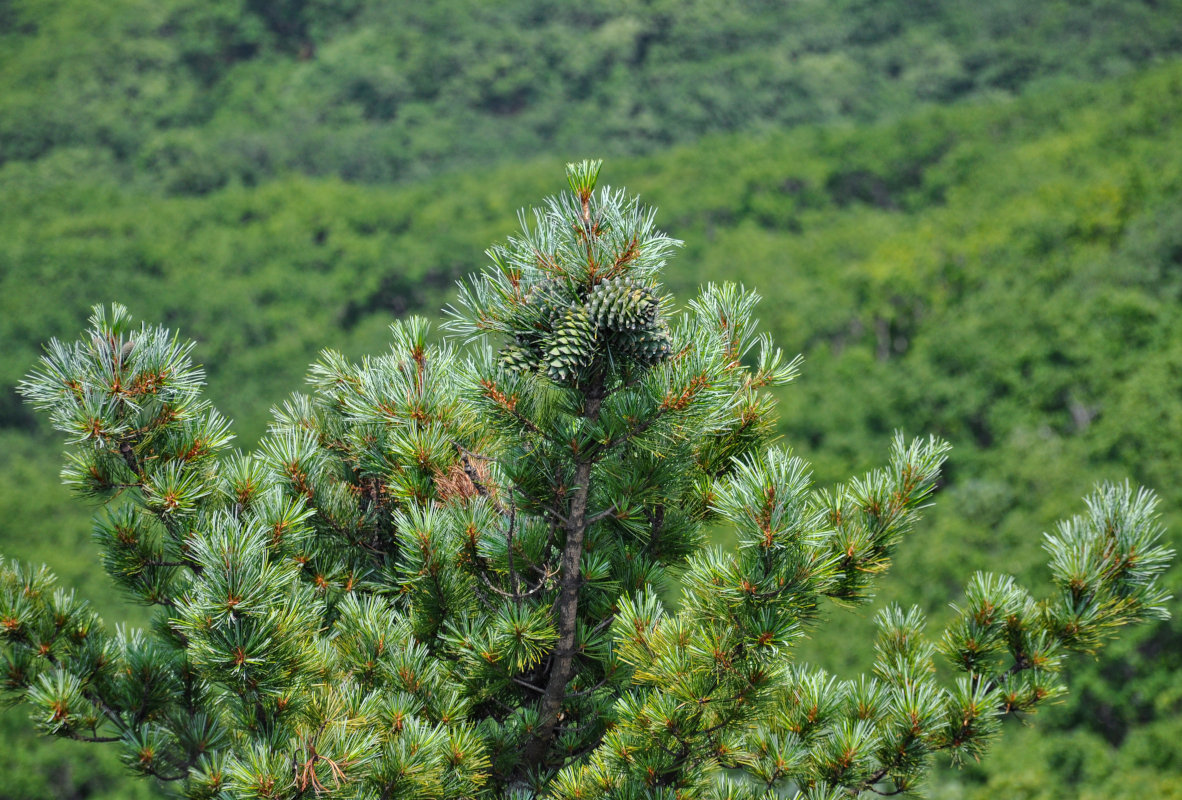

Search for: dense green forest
xmin=2 ymin=1 xmax=1181 ymax=797
xmin=4 ymin=0 xmax=1182 ymax=191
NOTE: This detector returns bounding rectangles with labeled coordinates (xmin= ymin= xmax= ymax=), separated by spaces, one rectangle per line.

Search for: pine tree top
xmin=4 ymin=162 xmax=1173 ymax=799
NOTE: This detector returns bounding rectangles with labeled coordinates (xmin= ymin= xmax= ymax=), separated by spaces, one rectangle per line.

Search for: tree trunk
xmin=520 ymin=382 xmax=604 ymax=770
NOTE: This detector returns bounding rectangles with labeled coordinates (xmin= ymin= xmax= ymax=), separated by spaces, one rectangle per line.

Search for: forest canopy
xmin=1 ymin=1 xmax=1181 ymax=797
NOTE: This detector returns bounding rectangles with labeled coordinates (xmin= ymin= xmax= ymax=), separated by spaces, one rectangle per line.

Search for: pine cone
xmin=500 ymin=344 xmax=538 ymax=374
xmin=587 ymin=278 xmax=658 ymax=332
xmin=523 ymin=279 xmax=569 ymax=330
xmin=546 ymin=305 xmax=597 ymax=383
xmin=616 ymin=320 xmax=673 ymax=366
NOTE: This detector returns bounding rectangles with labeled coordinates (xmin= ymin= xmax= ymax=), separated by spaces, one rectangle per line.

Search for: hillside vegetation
xmin=3 ymin=0 xmax=1182 ymax=190
xmin=2 ymin=2 xmax=1181 ymax=797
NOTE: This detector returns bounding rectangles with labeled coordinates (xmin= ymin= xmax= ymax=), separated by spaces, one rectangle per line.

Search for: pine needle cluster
xmin=4 ymin=162 xmax=1173 ymax=799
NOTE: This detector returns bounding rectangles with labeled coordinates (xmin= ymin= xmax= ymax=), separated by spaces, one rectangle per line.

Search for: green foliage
xmin=0 ymin=704 xmax=160 ymax=800
xmin=3 ymin=0 xmax=1182 ymax=191
xmin=1 ymin=164 xmax=1173 ymax=798
xmin=3 ymin=6 xmax=1182 ymax=794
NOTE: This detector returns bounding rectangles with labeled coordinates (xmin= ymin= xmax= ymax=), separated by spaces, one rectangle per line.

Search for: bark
xmin=520 ymin=381 xmax=604 ymax=770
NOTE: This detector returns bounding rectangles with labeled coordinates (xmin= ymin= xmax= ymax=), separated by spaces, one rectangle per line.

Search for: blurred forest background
xmin=2 ymin=1 xmax=1182 ymax=797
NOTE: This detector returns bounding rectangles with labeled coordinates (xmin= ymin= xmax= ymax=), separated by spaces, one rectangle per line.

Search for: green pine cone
xmin=587 ymin=278 xmax=658 ymax=332
xmin=546 ymin=305 xmax=597 ymax=383
xmin=523 ymin=279 xmax=569 ymax=331
xmin=500 ymin=343 xmax=539 ymax=374
xmin=616 ymin=320 xmax=674 ymax=366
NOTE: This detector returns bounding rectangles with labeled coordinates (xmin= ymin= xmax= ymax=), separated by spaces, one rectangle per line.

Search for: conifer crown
xmin=4 ymin=164 xmax=1172 ymax=799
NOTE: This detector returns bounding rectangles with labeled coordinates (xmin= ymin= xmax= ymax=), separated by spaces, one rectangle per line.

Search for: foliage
xmin=4 ymin=6 xmax=1182 ymax=794
xmin=2 ymin=0 xmax=1182 ymax=191
xmin=1 ymin=164 xmax=1173 ymax=798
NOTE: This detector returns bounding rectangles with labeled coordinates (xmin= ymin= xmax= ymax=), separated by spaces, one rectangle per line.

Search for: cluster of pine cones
xmin=500 ymin=277 xmax=673 ymax=384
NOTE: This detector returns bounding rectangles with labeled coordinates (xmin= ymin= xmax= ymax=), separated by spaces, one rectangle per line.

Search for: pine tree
xmin=5 ymin=161 xmax=1173 ymax=799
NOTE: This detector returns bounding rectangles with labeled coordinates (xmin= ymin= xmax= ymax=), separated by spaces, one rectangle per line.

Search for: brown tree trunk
xmin=520 ymin=382 xmax=604 ymax=770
